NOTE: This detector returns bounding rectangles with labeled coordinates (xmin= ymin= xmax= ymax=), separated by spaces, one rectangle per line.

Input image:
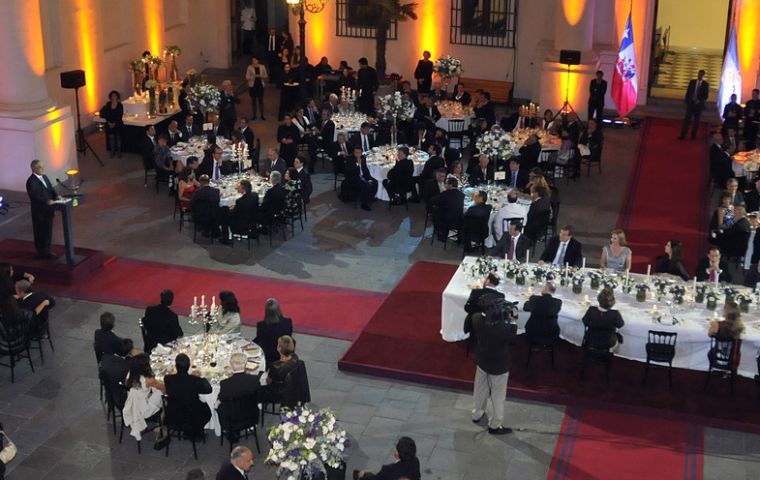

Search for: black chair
xmin=99 ymin=370 xmax=127 ymax=435
xmin=163 ymin=398 xmax=206 ymax=460
xmin=333 ymin=155 xmax=345 ymax=191
xmin=0 ymin=315 xmax=35 ymax=383
xmin=448 ymin=119 xmax=467 ymax=149
xmin=285 ymin=190 xmax=305 ymax=235
xmin=266 ymin=212 xmax=289 ymax=246
xmin=643 ymin=330 xmax=677 ymax=387
xmin=423 ymin=203 xmax=437 ymax=232
xmin=231 ymin=216 xmax=262 ymax=251
xmin=526 ymin=335 xmax=558 ymax=369
xmin=142 ymin=153 xmax=155 ymax=188
xmin=580 ymin=327 xmax=614 ymax=383
xmin=116 ymin=385 xmax=163 ymax=454
xmin=430 ymin=216 xmax=462 ymax=251
xmin=461 ymin=214 xmax=490 ymax=257
xmin=28 ymin=306 xmax=54 ymax=362
xmin=155 ymin=168 xmax=171 ymax=194
xmin=704 ymin=338 xmax=741 ymax=394
xmin=260 ymin=360 xmax=312 ymax=425
xmin=173 ymin=189 xmax=191 ymax=232
xmin=219 ymin=393 xmax=261 ymax=453
xmin=387 ymin=181 xmax=414 ymax=211
xmin=580 ymin=141 xmax=603 ymax=176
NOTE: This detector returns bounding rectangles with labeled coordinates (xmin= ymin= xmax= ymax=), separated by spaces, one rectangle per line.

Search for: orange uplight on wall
xmin=75 ymin=0 xmax=98 ymax=113
xmin=50 ymin=121 xmax=63 ymax=149
xmin=144 ymin=0 xmax=164 ymax=59
xmin=418 ymin=0 xmax=441 ymax=60
xmin=559 ymin=64 xmax=580 ymax=106
xmin=562 ymin=0 xmax=587 ymax=27
xmin=23 ymin=1 xmax=46 ymax=76
xmin=306 ymin=9 xmax=327 ymax=59
xmin=737 ymin=0 xmax=759 ymax=73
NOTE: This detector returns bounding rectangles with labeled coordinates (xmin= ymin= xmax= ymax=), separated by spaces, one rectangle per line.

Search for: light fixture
xmin=66 ymin=169 xmax=81 ymax=191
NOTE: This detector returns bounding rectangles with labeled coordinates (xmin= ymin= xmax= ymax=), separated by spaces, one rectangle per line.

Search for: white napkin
xmin=153 ymin=344 xmax=171 ymax=355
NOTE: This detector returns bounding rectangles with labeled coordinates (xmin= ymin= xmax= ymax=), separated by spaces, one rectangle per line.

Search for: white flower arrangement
xmin=433 ymin=55 xmax=462 ymax=79
xmin=377 ymin=91 xmax=415 ymax=122
xmin=475 ymin=126 xmax=518 ymax=160
xmin=164 ymin=45 xmax=182 ymax=56
xmin=144 ymin=79 xmax=157 ymax=90
xmin=265 ymin=406 xmax=347 ymax=480
xmin=187 ymin=82 xmax=221 ymax=114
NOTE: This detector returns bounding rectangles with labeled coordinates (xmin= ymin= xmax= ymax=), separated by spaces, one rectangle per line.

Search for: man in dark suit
xmin=311 ymin=109 xmax=335 ymax=173
xmin=540 ymin=225 xmax=583 ymax=268
xmin=415 ymin=143 xmax=445 ymax=200
xmin=471 ymin=154 xmax=494 ymax=185
xmin=523 ymin=282 xmax=562 ymax=340
xmin=142 ymin=289 xmax=183 ymax=353
xmin=744 ymin=89 xmax=760 ymax=149
xmin=343 ymin=146 xmax=378 ymax=210
xmin=414 ymin=50 xmax=434 ymax=94
xmin=15 ymin=279 xmax=54 ymax=333
xmin=382 ymin=146 xmax=415 ymax=204
xmin=722 ymin=93 xmax=743 ymax=134
xmin=164 ymin=353 xmax=213 ymax=434
xmin=587 ymin=70 xmax=607 ymax=121
xmin=350 ymin=122 xmax=377 ymax=153
xmin=293 ymin=157 xmax=313 ymax=204
xmin=219 ymin=80 xmax=240 ymax=135
xmin=463 ymin=190 xmax=492 ymax=251
xmin=179 ymin=114 xmax=200 ymax=139
xmin=525 ymin=185 xmax=551 ymax=243
xmin=493 ymin=220 xmax=530 ymax=261
xmin=266 ymin=28 xmax=282 ymax=76
xmin=411 ymin=124 xmax=434 ymax=151
xmin=695 ymin=246 xmax=732 ymax=283
xmin=357 ymin=57 xmax=378 ymax=115
xmin=709 ymin=133 xmax=734 ymax=189
xmin=679 ymin=69 xmax=710 ymax=140
xmin=423 ymin=168 xmax=447 ymax=208
xmin=237 ymin=116 xmax=255 ymax=150
xmin=464 ymin=272 xmax=505 ymax=337
xmin=264 ymin=148 xmax=287 ymax=176
xmin=413 ymin=96 xmax=441 ymax=132
xmin=506 ymin=158 xmax=528 ymax=189
xmin=196 ymin=144 xmax=223 ymax=180
xmin=432 ymin=176 xmax=465 ymax=240
xmin=217 ymin=353 xmax=262 ymax=435
xmin=25 ymin=160 xmax=61 ymax=259
xmin=166 ymin=120 xmax=183 ymax=147
xmin=473 ymin=91 xmax=496 ymax=127
xmin=94 ymin=312 xmax=133 ymax=361
xmin=99 ymin=345 xmax=137 ymax=408
xmin=189 ymin=175 xmax=221 ymax=237
xmin=260 ymin=171 xmax=287 ymax=228
xmin=215 ymin=444 xmax=254 ymax=480
xmin=220 ymin=179 xmax=259 ymax=244
xmin=518 ymin=135 xmax=542 ymax=171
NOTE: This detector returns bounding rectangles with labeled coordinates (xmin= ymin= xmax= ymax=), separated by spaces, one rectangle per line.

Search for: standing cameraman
xmin=471 ymin=298 xmax=518 ymax=435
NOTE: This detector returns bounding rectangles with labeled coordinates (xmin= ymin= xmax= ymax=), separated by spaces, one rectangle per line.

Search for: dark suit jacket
xmin=432 ymin=188 xmax=464 ymax=229
xmin=472 ymin=312 xmax=517 ymax=375
xmin=99 ymin=354 xmax=133 ymax=407
xmin=219 ymin=372 xmax=261 ymax=402
xmin=493 ymin=233 xmax=530 ymax=260
xmin=296 ymin=168 xmax=313 ymax=203
xmin=240 ymin=127 xmax=255 ymax=151
xmin=26 ymin=174 xmax=57 ymax=217
xmin=588 ymin=79 xmax=607 ymax=105
xmin=410 ymin=132 xmax=434 ymax=151
xmin=357 ymin=66 xmax=378 ymax=94
xmin=265 ymin=157 xmax=287 ymax=176
xmin=505 ymin=168 xmax=529 ymax=189
xmin=463 ymin=287 xmax=505 ymax=336
xmin=230 ymin=191 xmax=259 ymax=233
xmin=164 ymin=371 xmax=213 ymax=428
xmin=94 ymin=329 xmax=130 ymax=359
xmin=179 ymin=123 xmax=201 ymax=139
xmin=540 ymin=237 xmax=583 ymax=268
xmin=414 ymin=59 xmax=433 ymax=91
xmin=362 ymin=458 xmax=421 ymax=480
xmin=166 ymin=129 xmax=184 ymax=147
xmin=524 ymin=294 xmax=562 ymax=339
xmin=695 ymin=258 xmax=732 ymax=283
xmin=414 ymin=104 xmax=441 ymax=126
xmin=525 ymin=197 xmax=551 ymax=241
xmin=422 ymin=178 xmax=445 ymax=205
xmin=350 ymin=132 xmax=377 ymax=152
xmin=518 ymin=142 xmax=542 ymax=171
xmin=215 ymin=462 xmax=247 ymax=480
xmin=318 ymin=119 xmax=335 ymax=151
xmin=17 ymin=291 xmax=55 ymax=318
xmin=685 ymin=79 xmax=710 ymax=108
xmin=474 ymin=102 xmax=496 ymax=126
xmin=254 ymin=317 xmax=293 ymax=365
xmin=470 ymin=165 xmax=495 ymax=185
xmin=189 ymin=185 xmax=221 ymax=225
xmin=582 ymin=307 xmax=625 ymax=350
xmin=710 ymin=144 xmax=734 ymax=187
xmin=261 ymin=184 xmax=287 ymax=223
xmin=387 ymin=158 xmax=415 ymax=191
xmin=419 ymin=155 xmax=446 ymax=181
xmin=142 ymin=304 xmax=183 ymax=353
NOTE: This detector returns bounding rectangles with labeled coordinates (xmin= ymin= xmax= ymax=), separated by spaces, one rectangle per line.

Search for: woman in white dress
xmin=122 ymin=353 xmax=166 ymax=441
xmin=215 ymin=290 xmax=242 ymax=335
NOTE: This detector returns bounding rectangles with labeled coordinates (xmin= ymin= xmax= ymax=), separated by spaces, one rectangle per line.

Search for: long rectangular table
xmin=442 ymin=257 xmax=760 ymax=377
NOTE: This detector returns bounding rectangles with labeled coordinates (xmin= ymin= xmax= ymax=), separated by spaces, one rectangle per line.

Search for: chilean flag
xmin=611 ymin=11 xmax=638 ymax=117
xmin=717 ymin=21 xmax=741 ymax=116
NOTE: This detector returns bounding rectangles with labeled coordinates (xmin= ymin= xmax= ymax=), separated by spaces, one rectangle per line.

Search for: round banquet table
xmin=436 ymin=116 xmax=472 ymax=132
xmin=511 ymin=128 xmax=562 ymax=163
xmin=462 ymin=185 xmax=530 ymax=248
xmin=332 ymin=112 xmax=367 ymax=142
xmin=732 ymin=150 xmax=760 ymax=178
xmin=365 ymin=146 xmax=428 ymax=201
xmin=211 ymin=173 xmax=272 ymax=207
xmin=150 ymin=333 xmax=266 ymax=436
xmin=441 ymin=258 xmax=760 ymax=377
xmin=170 ymin=137 xmax=233 ymax=166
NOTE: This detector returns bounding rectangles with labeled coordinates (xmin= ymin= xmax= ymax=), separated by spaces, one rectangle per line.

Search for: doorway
xmin=648 ymin=0 xmax=731 ymax=101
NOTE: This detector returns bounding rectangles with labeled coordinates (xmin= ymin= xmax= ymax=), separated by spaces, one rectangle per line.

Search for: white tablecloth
xmin=210 ymin=173 xmax=271 ymax=207
xmin=171 ymin=137 xmax=234 ymax=166
xmin=365 ymin=146 xmax=429 ymax=201
xmin=441 ymin=258 xmax=760 ymax=377
xmin=436 ymin=116 xmax=472 ymax=132
xmin=732 ymin=150 xmax=760 ymax=177
xmin=462 ymin=185 xmax=530 ymax=248
xmin=92 ymin=105 xmax=182 ymax=127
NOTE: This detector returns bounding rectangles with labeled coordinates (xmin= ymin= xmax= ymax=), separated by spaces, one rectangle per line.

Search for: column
xmin=0 ymin=0 xmax=54 ymax=118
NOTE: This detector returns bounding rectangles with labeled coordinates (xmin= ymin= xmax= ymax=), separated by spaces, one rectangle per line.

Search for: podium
xmin=52 ymin=197 xmax=77 ymax=265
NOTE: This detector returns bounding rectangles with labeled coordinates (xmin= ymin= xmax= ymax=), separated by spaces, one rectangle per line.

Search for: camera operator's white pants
xmin=471 ymin=366 xmax=509 ymax=429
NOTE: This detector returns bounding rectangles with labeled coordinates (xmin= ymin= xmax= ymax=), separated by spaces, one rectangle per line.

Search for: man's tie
xmin=215 ymin=165 xmax=221 ymax=179
xmin=508 ymin=237 xmax=515 ymax=260
xmin=694 ymin=81 xmax=700 ymax=101
xmin=269 ymin=36 xmax=275 ymax=51
xmin=556 ymin=242 xmax=567 ymax=266
xmin=511 ymin=171 xmax=517 ymax=188
xmin=709 ymin=270 xmax=716 ymax=283
xmin=341 ymin=143 xmax=347 ymax=155
xmin=362 ymin=135 xmax=369 ymax=152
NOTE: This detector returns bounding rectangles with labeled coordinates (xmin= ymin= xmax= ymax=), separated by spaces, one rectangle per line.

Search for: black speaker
xmin=60 ymin=70 xmax=86 ymax=89
xmin=559 ymin=50 xmax=581 ymax=66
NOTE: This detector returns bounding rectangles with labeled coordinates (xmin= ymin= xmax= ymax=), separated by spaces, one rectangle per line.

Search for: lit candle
xmin=201 ymin=295 xmax=205 ymax=306
xmin=193 ymin=296 xmax=197 ymax=306
xmin=646 ymin=264 xmax=651 ymax=278
xmin=652 ymin=304 xmax=658 ymax=313
xmin=211 ymin=296 xmax=216 ymax=308
xmin=583 ymin=294 xmax=589 ymax=304
xmin=582 ymin=257 xmax=586 ymax=270
xmin=525 ymin=251 xmax=530 ymax=264
xmin=693 ymin=277 xmax=697 ymax=292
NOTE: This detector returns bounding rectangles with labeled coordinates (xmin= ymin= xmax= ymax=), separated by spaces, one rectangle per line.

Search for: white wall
xmin=657 ymin=0 xmax=729 ymax=51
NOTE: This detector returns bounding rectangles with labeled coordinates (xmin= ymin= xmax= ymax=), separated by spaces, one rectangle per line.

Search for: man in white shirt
xmin=540 ymin=225 xmax=584 ymax=268
xmin=215 ymin=445 xmax=254 ymax=479
xmin=492 ymin=191 xmax=526 ymax=242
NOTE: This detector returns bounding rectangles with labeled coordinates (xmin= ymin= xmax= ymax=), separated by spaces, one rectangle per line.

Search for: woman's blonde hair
xmin=611 ymin=229 xmax=627 ymax=247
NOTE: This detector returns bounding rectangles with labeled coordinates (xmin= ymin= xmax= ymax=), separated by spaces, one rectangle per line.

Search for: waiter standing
xmin=587 ymin=70 xmax=607 ymax=121
xmin=25 ymin=160 xmax=61 ymax=259
xmin=679 ymin=69 xmax=709 ymax=140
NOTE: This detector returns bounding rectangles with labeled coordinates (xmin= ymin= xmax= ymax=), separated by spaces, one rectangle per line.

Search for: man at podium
xmin=25 ymin=159 xmax=61 ymax=259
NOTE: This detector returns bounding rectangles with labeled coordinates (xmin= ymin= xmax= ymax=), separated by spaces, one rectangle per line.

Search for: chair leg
xmin=730 ymin=370 xmax=736 ymax=394
xmin=137 ymin=440 xmax=141 ymax=454
xmin=253 ymin=425 xmax=261 ymax=453
xmin=643 ymin=360 xmax=650 ymax=385
xmin=191 ymin=439 xmax=198 ymax=460
xmin=703 ymin=369 xmax=711 ymax=391
xmin=47 ymin=325 xmax=54 ymax=351
xmin=119 ymin=417 xmax=124 ymax=443
xmin=165 ymin=432 xmax=170 ymax=457
xmin=668 ymin=362 xmax=673 ymax=388
xmin=550 ymin=346 xmax=556 ymax=369
xmin=26 ymin=345 xmax=35 ymax=372
xmin=10 ymin=351 xmax=15 ymax=383
xmin=38 ymin=338 xmax=44 ymax=363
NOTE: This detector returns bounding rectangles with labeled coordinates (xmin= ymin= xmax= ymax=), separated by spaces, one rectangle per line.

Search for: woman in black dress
xmin=99 ymin=90 xmax=124 ymax=158
xmin=245 ymin=56 xmax=268 ymax=120
xmin=655 ymin=239 xmax=690 ymax=281
xmin=452 ymin=82 xmax=471 ymax=106
xmin=581 ymin=288 xmax=625 ymax=351
xmin=253 ymin=298 xmax=293 ymax=365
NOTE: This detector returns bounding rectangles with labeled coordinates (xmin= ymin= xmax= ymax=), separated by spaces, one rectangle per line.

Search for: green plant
xmin=359 ymin=1 xmax=418 ymax=80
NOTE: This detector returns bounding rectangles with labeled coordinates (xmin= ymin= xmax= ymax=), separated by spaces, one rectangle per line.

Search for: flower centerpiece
xmin=515 ymin=266 xmax=528 ymax=286
xmin=148 ymin=54 xmax=163 ymax=81
xmin=164 ymin=45 xmax=182 ymax=82
xmin=705 ymin=290 xmax=719 ymax=311
xmin=377 ymin=91 xmax=415 ymax=126
xmin=532 ymin=264 xmax=548 ymax=283
xmin=468 ymin=256 xmax=500 ymax=279
xmin=723 ymin=286 xmax=738 ymax=305
xmin=695 ymin=283 xmax=707 ymax=303
xmin=265 ymin=406 xmax=347 ymax=480
xmin=188 ymin=82 xmax=221 ymax=116
xmin=587 ymin=270 xmax=602 ymax=290
xmin=736 ymin=292 xmax=753 ymax=313
xmin=571 ymin=273 xmax=584 ymax=294
xmin=669 ymin=284 xmax=686 ymax=304
xmin=475 ymin=126 xmax=518 ymax=162
xmin=601 ymin=276 xmax=618 ymax=291
xmin=144 ymin=80 xmax=158 ymax=118
xmin=433 ymin=55 xmax=462 ymax=80
xmin=635 ymin=283 xmax=649 ymax=302
xmin=129 ymin=59 xmax=145 ymax=96
xmin=504 ymin=260 xmax=521 ymax=279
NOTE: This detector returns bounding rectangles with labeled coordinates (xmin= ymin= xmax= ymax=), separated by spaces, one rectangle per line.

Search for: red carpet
xmin=548 ymin=406 xmax=703 ymax=480
xmin=617 ymin=118 xmax=710 ymax=272
xmin=39 ymin=257 xmax=386 ymax=340
xmin=340 ymin=261 xmax=760 ymax=433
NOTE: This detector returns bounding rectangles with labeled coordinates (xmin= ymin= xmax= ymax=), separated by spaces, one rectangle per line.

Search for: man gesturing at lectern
xmin=25 ymin=159 xmax=61 ymax=260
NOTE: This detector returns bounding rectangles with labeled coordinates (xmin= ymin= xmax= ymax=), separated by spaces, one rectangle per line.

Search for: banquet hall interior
xmin=1 ymin=0 xmax=760 ymax=479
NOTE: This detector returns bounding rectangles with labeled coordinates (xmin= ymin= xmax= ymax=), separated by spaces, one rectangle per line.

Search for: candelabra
xmin=189 ymin=295 xmax=222 ymax=338
xmin=518 ymin=102 xmax=540 ymax=129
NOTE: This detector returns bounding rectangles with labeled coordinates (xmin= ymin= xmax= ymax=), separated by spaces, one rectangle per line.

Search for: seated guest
xmin=422 ymin=168 xmax=448 ymax=208
xmin=448 ymin=160 xmax=466 ymax=186
xmin=492 ymin=191 xmax=525 ymax=242
xmin=166 ymin=120 xmax=183 ymax=146
xmin=260 ymin=171 xmax=287 ymax=228
xmin=709 ymin=192 xmax=735 ymax=250
xmin=578 ymin=118 xmax=603 ymax=162
xmin=180 ymin=113 xmax=200 ymax=139
xmin=470 ymin=154 xmax=494 ymax=185
xmin=582 ymin=288 xmax=625 ymax=351
xmin=452 ymin=82 xmax=471 ymax=105
xmin=123 ymin=353 xmax=167 ymax=442
xmin=655 ymin=240 xmax=690 ymax=281
xmin=326 ymin=93 xmax=340 ymax=114
xmin=153 ymin=135 xmax=173 ymax=175
xmin=493 ymin=220 xmax=530 ymax=261
xmin=524 ymin=185 xmax=551 ymax=243
xmin=215 ymin=291 xmax=241 ymax=335
xmin=523 ymin=281 xmax=562 ymax=340
xmin=266 ymin=335 xmax=300 ymax=385
xmin=164 ymin=353 xmax=213 ymax=439
xmin=94 ymin=312 xmax=133 ymax=360
xmin=254 ymin=298 xmax=294 ymax=365
xmin=744 ymin=178 xmax=760 ymax=213
xmin=1 ymin=263 xmax=34 ymax=296
xmin=710 ymin=133 xmax=734 ymax=188
xmin=219 ymin=179 xmax=259 ymax=243
xmin=463 ymin=190 xmax=492 ymax=250
xmin=331 ymin=132 xmax=352 ymax=168
xmin=356 ymin=437 xmax=421 ymax=480
xmin=293 ymin=157 xmax=312 ymax=204
xmin=518 ymin=134 xmax=542 ymax=172
xmin=178 ymin=167 xmax=199 ymax=210
xmin=414 ymin=96 xmax=441 ymax=131
xmin=723 ymin=205 xmax=751 ymax=260
xmin=383 ymin=146 xmax=415 ymax=204
xmin=432 ymin=177 xmax=464 ymax=241
xmin=98 ymin=339 xmax=138 ymax=410
xmin=429 ymin=82 xmax=447 ymax=101
xmin=600 ymin=229 xmax=632 ymax=273
xmin=541 ymin=109 xmax=556 ymax=132
xmin=217 ymin=353 xmax=262 ymax=428
xmin=278 ymin=114 xmax=300 ymax=166
xmin=696 ymin=246 xmax=732 ymax=283
xmin=415 ymin=143 xmax=445 ymax=200
xmin=142 ymin=289 xmax=183 ymax=353
xmin=400 ymin=80 xmax=419 ymax=106
xmin=540 ymin=225 xmax=583 ymax=268
xmin=505 ymin=158 xmax=528 ymax=190
xmin=14 ymin=279 xmax=54 ymax=326
xmin=523 ymin=167 xmax=551 ymax=195
xmin=197 ymin=144 xmax=225 ymax=180
xmin=473 ymin=90 xmax=496 ymax=127
xmin=216 ymin=446 xmax=254 ymax=480
xmin=727 ymin=178 xmax=744 ymax=206
xmin=411 ymin=124 xmax=434 ymax=151
xmin=283 ymin=167 xmax=303 ymax=216
xmin=709 ymin=301 xmax=744 ymax=342
xmin=189 ymin=175 xmax=221 ymax=237
xmin=140 ymin=125 xmax=157 ymax=174
xmin=351 ymin=122 xmax=377 ymax=153
xmin=342 ymin=145 xmax=378 ymax=210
